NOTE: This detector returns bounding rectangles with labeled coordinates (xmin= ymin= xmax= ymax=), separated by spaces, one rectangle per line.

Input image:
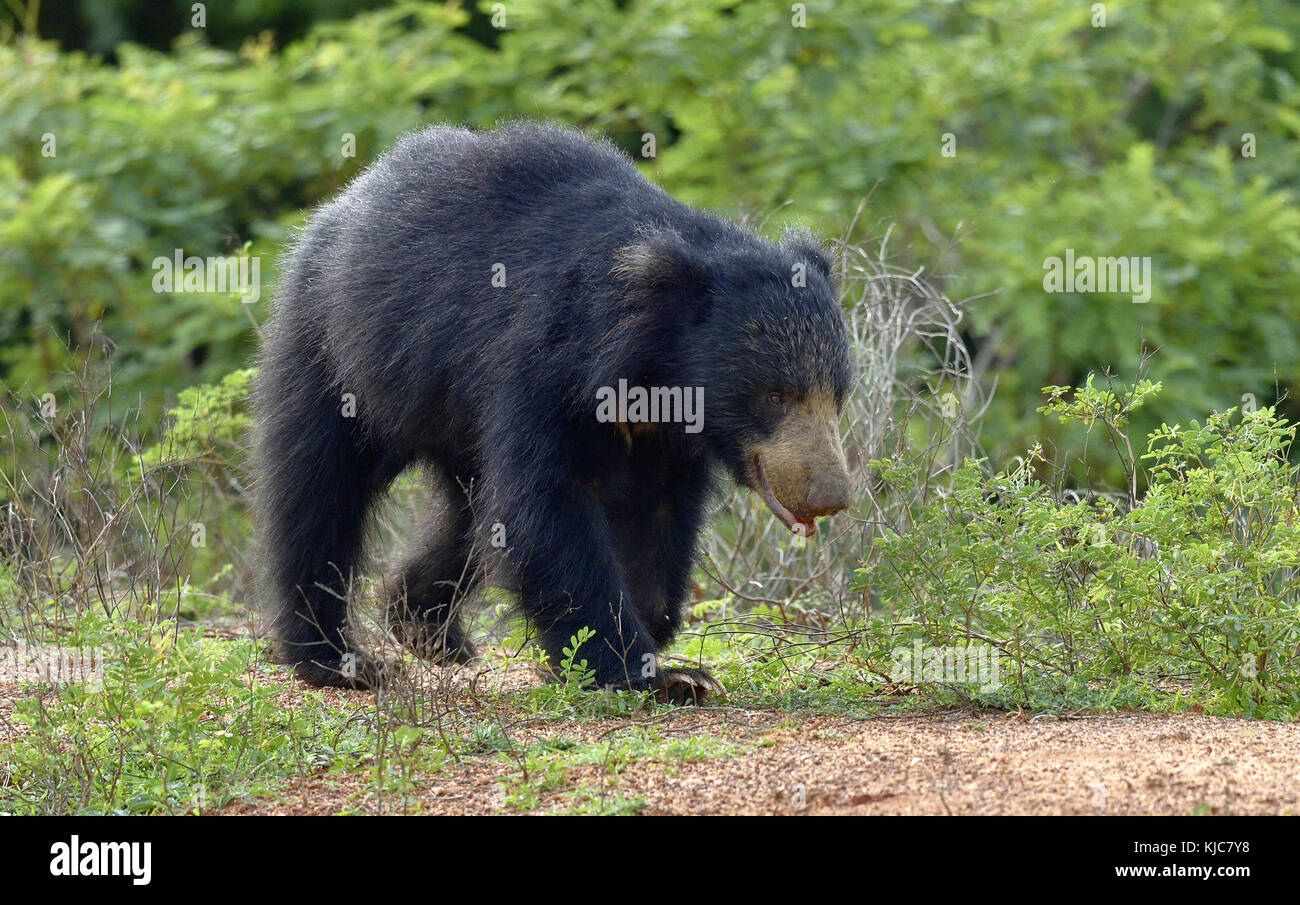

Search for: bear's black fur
xmin=255 ymin=122 xmax=853 ymax=702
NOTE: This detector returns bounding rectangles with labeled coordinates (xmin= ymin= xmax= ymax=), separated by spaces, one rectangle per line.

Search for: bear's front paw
xmin=653 ymin=667 xmax=725 ymax=706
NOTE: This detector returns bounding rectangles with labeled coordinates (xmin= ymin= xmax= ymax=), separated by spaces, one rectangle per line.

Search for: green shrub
xmin=863 ymin=378 xmax=1300 ymax=717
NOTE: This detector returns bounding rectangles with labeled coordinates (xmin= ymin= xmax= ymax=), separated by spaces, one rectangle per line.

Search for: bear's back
xmin=348 ymin=122 xmax=658 ymax=222
xmin=282 ymin=123 xmax=746 ymax=436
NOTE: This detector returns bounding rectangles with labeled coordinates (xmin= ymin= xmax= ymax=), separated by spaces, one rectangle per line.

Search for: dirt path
xmin=5 ymin=669 xmax=1295 ymax=815
xmin=224 ymin=706 xmax=1299 ymax=816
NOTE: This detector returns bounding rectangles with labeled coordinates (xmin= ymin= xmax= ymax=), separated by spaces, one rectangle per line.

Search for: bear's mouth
xmin=753 ymin=455 xmax=817 ymax=537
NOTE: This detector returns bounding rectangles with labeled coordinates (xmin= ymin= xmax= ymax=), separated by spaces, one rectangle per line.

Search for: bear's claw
xmin=654 ymin=667 xmax=725 ymax=705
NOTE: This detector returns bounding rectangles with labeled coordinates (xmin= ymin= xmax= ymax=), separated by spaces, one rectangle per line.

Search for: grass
xmin=0 ymin=602 xmax=899 ymax=815
xmin=4 ymin=593 xmax=1298 ymax=814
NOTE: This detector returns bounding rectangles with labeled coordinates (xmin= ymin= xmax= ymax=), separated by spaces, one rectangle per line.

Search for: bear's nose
xmin=804 ymin=474 xmax=851 ymax=517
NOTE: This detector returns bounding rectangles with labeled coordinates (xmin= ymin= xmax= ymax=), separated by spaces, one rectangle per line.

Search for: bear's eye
xmin=767 ymin=392 xmax=785 ymax=407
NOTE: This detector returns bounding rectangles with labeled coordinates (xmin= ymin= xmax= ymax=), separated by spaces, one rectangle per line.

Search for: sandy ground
xmin=4 ymin=667 xmax=1296 ymax=815
xmin=222 ymin=701 xmax=1299 ymax=816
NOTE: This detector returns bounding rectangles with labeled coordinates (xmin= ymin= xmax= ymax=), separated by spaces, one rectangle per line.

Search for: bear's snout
xmin=802 ymin=470 xmax=851 ymax=518
xmin=751 ymin=392 xmax=852 ymax=535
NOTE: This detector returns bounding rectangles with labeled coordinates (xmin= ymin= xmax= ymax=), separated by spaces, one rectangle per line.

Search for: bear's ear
xmin=612 ymin=228 xmax=712 ymax=298
xmin=781 ymin=227 xmax=834 ymax=283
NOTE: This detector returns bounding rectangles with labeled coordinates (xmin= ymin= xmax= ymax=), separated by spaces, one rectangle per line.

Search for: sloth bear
xmin=254 ymin=122 xmax=853 ymax=703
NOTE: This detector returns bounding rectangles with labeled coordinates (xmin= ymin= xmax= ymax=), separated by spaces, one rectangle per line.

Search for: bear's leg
xmin=487 ymin=443 xmax=714 ymax=702
xmin=517 ymin=507 xmax=652 ymax=690
xmin=612 ymin=474 xmax=722 ymax=703
xmin=479 ymin=452 xmax=652 ymax=691
xmin=608 ymin=472 xmax=708 ymax=649
xmin=257 ymin=376 xmax=394 ymax=690
xmin=386 ymin=485 xmax=479 ymax=664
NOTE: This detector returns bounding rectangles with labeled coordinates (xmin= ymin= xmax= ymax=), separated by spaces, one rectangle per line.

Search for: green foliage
xmin=1040 ymin=375 xmax=1164 ymax=431
xmin=558 ymin=626 xmax=597 ymax=690
xmin=0 ymin=611 xmax=374 ymax=814
xmin=140 ymin=366 xmax=255 ymax=473
xmin=1040 ymin=373 xmax=1163 ymax=497
xmin=2 ymin=0 xmax=1297 ymax=458
xmin=863 ymin=381 xmax=1300 ymax=717
xmin=132 ymin=366 xmax=256 ymax=609
xmin=500 ymin=754 xmax=569 ymax=811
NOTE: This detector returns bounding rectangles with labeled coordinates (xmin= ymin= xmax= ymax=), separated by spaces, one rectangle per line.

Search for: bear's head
xmin=611 ymin=224 xmax=854 ymax=536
